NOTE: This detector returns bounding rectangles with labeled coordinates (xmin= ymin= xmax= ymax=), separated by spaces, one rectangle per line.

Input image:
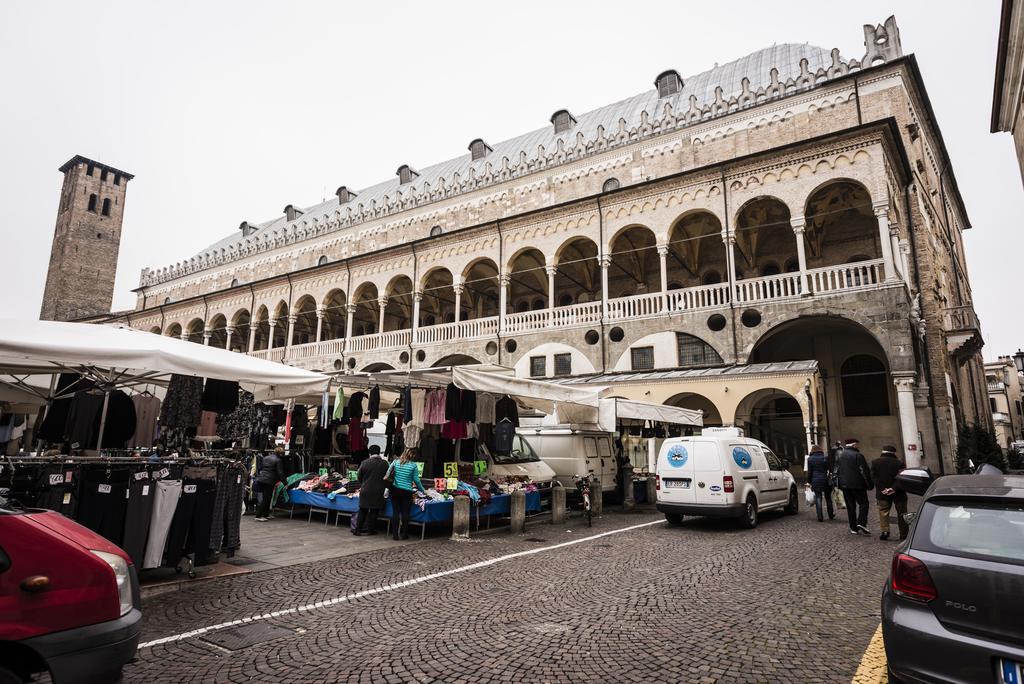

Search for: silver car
xmin=882 ymin=472 xmax=1024 ymax=683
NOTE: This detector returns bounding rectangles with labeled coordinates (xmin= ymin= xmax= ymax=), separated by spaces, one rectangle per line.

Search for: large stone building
xmin=993 ymin=0 xmax=1024 ymax=184
xmin=40 ymin=155 xmax=133 ymax=321
xmin=96 ymin=16 xmax=987 ymax=472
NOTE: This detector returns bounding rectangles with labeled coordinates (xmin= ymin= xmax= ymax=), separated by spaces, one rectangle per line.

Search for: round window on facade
xmin=485 ymin=341 xmax=498 ymax=356
xmin=602 ymin=177 xmax=621 ymax=192
xmin=707 ymin=314 xmax=727 ymax=332
xmin=399 ymin=351 xmax=410 ymax=364
xmin=740 ymin=309 xmax=762 ymax=328
xmin=430 ymin=225 xmax=443 ymax=237
xmin=609 ymin=327 xmax=625 ymax=342
xmin=416 ymin=350 xmax=426 ymax=363
xmin=347 ymin=357 xmax=357 ymax=369
xmin=333 ymin=359 xmax=343 ymax=370
xmin=505 ymin=339 xmax=517 ymax=354
xmin=585 ymin=330 xmax=600 ymax=346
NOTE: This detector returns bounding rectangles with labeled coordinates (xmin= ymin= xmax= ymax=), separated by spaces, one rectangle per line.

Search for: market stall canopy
xmin=0 ymin=320 xmax=331 ymax=402
xmin=597 ymin=397 xmax=703 ymax=432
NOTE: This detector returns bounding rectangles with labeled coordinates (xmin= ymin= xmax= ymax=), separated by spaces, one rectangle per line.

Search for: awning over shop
xmin=0 ymin=320 xmax=332 ymax=403
xmin=599 ymin=398 xmax=702 ymax=427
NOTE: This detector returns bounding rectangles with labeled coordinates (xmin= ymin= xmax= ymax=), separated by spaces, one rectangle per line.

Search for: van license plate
xmin=664 ymin=479 xmax=690 ymax=489
xmin=1000 ymin=659 xmax=1024 ymax=684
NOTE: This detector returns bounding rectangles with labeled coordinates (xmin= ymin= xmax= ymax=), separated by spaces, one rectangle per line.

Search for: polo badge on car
xmin=666 ymin=445 xmax=688 ymax=468
xmin=732 ymin=447 xmax=752 ymax=469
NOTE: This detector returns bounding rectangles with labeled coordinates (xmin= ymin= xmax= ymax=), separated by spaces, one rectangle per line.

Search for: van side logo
xmin=732 ymin=447 xmax=752 ymax=469
xmin=666 ymin=445 xmax=688 ymax=468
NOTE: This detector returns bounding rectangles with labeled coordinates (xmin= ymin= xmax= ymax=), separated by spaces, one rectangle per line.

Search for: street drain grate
xmin=224 ymin=557 xmax=260 ymax=566
xmin=524 ymin=538 xmax=548 ymax=543
xmin=201 ymin=623 xmax=295 ymax=651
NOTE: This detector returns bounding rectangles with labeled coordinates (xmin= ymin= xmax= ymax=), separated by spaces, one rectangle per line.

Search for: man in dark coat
xmin=354 ymin=445 xmax=388 ymax=535
xmin=806 ymin=445 xmax=834 ymax=522
xmin=836 ymin=438 xmax=874 ymax=535
xmin=870 ymin=445 xmax=908 ymax=541
xmin=255 ymin=447 xmax=286 ymax=521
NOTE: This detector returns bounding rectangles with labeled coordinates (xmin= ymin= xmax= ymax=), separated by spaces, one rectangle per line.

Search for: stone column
xmin=247 ymin=323 xmax=257 ymax=352
xmin=724 ymin=233 xmax=737 ymax=303
xmin=657 ymin=244 xmax=669 ymax=312
xmin=545 ymin=263 xmax=557 ymax=326
xmin=411 ymin=290 xmax=423 ymax=343
xmin=874 ymin=203 xmax=898 ymax=282
xmin=377 ymin=297 xmax=388 ymax=334
xmin=345 ymin=304 xmax=356 ymax=340
xmin=599 ymin=254 xmax=611 ymax=321
xmin=889 ymin=227 xmax=903 ymax=281
xmin=315 ymin=306 xmax=325 ymax=342
xmin=498 ymin=273 xmax=510 ymax=332
xmin=791 ymin=216 xmax=810 ymax=295
xmin=286 ymin=313 xmax=297 ymax=349
xmin=893 ymin=374 xmax=923 ymax=468
xmin=551 ymin=486 xmax=567 ymax=524
xmin=452 ymin=495 xmax=471 ymax=540
xmin=621 ymin=462 xmax=635 ymax=512
xmin=453 ymin=280 xmax=464 ymax=326
xmin=225 ymin=325 xmax=235 ymax=352
xmin=267 ymin=318 xmax=277 ymax=349
xmin=510 ymin=489 xmax=526 ymax=534
xmin=202 ymin=332 xmax=211 ymax=346
xmin=899 ymin=239 xmax=911 ymax=284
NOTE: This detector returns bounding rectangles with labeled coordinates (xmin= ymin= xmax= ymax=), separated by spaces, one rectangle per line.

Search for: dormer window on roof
xmin=336 ymin=186 xmax=357 ymax=204
xmin=284 ymin=204 xmax=303 ymax=222
xmin=397 ymin=165 xmax=420 ymax=185
xmin=238 ymin=221 xmax=256 ymax=237
xmin=468 ymin=138 xmax=493 ymax=161
xmin=655 ymin=69 xmax=684 ymax=98
xmin=550 ymin=109 xmax=576 ymax=134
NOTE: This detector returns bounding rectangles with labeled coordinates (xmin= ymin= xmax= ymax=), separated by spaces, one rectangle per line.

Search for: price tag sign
xmin=347 ymin=470 xmax=358 ymax=480
xmin=142 ymin=485 xmax=150 ymax=496
xmin=434 ymin=478 xmax=447 ymax=491
xmin=98 ymin=484 xmax=112 ymax=494
xmin=49 ymin=474 xmax=64 ymax=485
xmin=319 ymin=468 xmax=329 ymax=477
xmin=62 ymin=492 xmax=72 ymax=505
xmin=416 ymin=462 xmax=425 ymax=476
xmin=473 ymin=460 xmax=487 ymax=475
xmin=295 ymin=435 xmax=305 ymax=445
xmin=446 ymin=477 xmax=459 ymax=490
xmin=134 ymin=471 xmax=149 ymax=481
xmin=443 ymin=462 xmax=459 ymax=478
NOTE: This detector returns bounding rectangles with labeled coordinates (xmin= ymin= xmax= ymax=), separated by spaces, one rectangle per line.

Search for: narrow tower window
xmin=88 ymin=194 xmax=98 ymax=212
xmin=101 ymin=198 xmax=111 ymax=216
xmin=86 ymin=163 xmax=95 ymax=176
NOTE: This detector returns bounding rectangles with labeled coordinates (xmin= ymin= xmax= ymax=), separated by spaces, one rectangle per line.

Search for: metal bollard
xmin=510 ymin=489 xmax=526 ymax=534
xmin=621 ymin=463 xmax=635 ymax=512
xmin=451 ymin=495 xmax=471 ymax=540
xmin=551 ymin=485 xmax=567 ymax=525
xmin=591 ymin=482 xmax=603 ymax=516
xmin=646 ymin=476 xmax=657 ymax=505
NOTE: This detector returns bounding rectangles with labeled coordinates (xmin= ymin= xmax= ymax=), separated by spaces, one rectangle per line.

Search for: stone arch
xmin=665 ymin=392 xmax=723 ymax=428
xmin=149 ymin=326 xmax=162 ymax=335
xmin=206 ymin=313 xmax=229 ymax=349
xmin=432 ymin=354 xmax=483 ymax=368
xmin=734 ymin=387 xmax=807 ymax=462
xmin=462 ymin=257 xmax=499 ymax=320
xmin=351 ymin=283 xmax=379 ymax=337
xmin=291 ymin=295 xmax=317 ymax=346
xmin=185 ymin=317 xmax=205 ymax=344
xmin=384 ymin=275 xmax=414 ymax=332
xmin=666 ymin=210 xmax=725 ymax=290
xmin=361 ymin=362 xmax=395 ymax=372
xmin=803 ymin=179 xmax=881 ymax=269
xmin=607 ymin=224 xmax=659 ymax=299
xmin=419 ymin=267 xmax=454 ymax=327
xmin=553 ymin=236 xmax=600 ymax=307
xmin=253 ymin=305 xmax=271 ymax=351
xmin=322 ymin=289 xmax=347 ymax=340
xmin=506 ymin=247 xmax=547 ymax=314
xmin=230 ymin=308 xmax=251 ymax=352
xmin=165 ymin=322 xmax=182 ymax=338
xmin=733 ymin=196 xmax=795 ymax=279
xmin=271 ymin=300 xmax=289 ymax=347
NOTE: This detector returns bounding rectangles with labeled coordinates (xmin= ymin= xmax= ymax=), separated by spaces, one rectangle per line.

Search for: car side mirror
xmin=895 ymin=467 xmax=933 ymax=497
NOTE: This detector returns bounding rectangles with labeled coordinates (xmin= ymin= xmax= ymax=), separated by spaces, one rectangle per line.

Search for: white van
xmin=655 ymin=429 xmax=798 ymax=528
xmin=517 ymin=426 xmax=618 ymax=494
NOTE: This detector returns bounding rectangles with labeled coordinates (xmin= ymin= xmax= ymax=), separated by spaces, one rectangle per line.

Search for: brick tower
xmin=40 ymin=155 xmax=134 ymax=321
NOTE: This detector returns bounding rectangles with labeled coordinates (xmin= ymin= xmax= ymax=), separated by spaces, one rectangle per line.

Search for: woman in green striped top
xmin=387 ymin=448 xmax=425 ymax=540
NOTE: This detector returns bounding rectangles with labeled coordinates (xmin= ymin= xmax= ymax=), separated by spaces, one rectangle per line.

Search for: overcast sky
xmin=1 ymin=1 xmax=1020 ymax=359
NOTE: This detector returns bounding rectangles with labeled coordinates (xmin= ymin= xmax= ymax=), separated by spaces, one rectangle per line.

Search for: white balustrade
xmin=504 ymin=309 xmax=549 ymax=334
xmin=248 ymin=348 xmax=285 ymax=362
xmin=416 ymin=316 xmax=500 ymax=344
xmin=286 ymin=338 xmax=345 ymax=361
xmin=607 ymin=292 xmax=663 ymax=321
xmin=734 ymin=272 xmax=803 ymax=304
xmin=665 ymin=283 xmax=731 ymax=313
xmin=804 ymin=259 xmax=884 ymax=296
xmin=550 ymin=301 xmax=602 ymax=328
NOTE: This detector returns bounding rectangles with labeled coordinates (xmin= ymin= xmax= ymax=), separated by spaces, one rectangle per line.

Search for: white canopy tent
xmin=0 ymin=320 xmax=332 ymax=449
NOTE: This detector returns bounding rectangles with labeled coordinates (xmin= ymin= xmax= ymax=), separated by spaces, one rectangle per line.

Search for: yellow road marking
xmin=851 ymin=624 xmax=887 ymax=683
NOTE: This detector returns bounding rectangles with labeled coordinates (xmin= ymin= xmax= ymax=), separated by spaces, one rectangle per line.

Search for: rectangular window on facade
xmin=530 ymin=356 xmax=546 ymax=378
xmin=631 ymin=347 xmax=655 ymax=371
xmin=990 ymin=397 xmax=998 ymax=413
xmin=553 ymin=353 xmax=572 ymax=376
xmin=100 ymin=169 xmax=108 ymax=182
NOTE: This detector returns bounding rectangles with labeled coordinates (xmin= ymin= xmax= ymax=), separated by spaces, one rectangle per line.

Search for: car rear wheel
xmin=783 ymin=486 xmax=799 ymax=514
xmin=664 ymin=513 xmax=684 ymax=526
xmin=740 ymin=495 xmax=758 ymax=529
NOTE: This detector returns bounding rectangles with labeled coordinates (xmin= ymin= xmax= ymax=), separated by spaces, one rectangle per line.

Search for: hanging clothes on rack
xmin=201 ymin=379 xmax=239 ymax=414
xmin=37 ymin=373 xmax=93 ymax=443
xmin=65 ymin=390 xmax=106 ymax=447
xmin=367 ymin=385 xmax=380 ymax=420
xmin=144 ymin=479 xmax=182 ymax=569
xmin=476 ymin=392 xmax=496 ymax=425
xmin=160 ymin=375 xmax=204 ymax=429
xmin=495 ymin=395 xmax=520 ymax=427
xmin=129 ymin=392 xmax=161 ymax=448
xmin=216 ymin=390 xmax=256 ymax=443
xmin=122 ymin=472 xmax=156 ymax=568
xmin=77 ymin=466 xmax=130 ymax=545
xmin=209 ymin=461 xmax=247 ymax=557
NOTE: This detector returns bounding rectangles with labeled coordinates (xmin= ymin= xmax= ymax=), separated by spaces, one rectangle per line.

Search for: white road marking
xmin=138 ymin=518 xmax=665 ymax=650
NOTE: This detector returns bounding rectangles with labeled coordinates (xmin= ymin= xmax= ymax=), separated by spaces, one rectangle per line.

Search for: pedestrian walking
xmin=805 ymin=445 xmax=834 ymax=522
xmin=254 ymin=447 xmax=286 ymax=521
xmin=836 ymin=438 xmax=874 ymax=535
xmin=353 ymin=445 xmax=388 ymax=536
xmin=386 ymin=447 xmax=425 ymax=540
xmin=870 ymin=445 xmax=909 ymax=541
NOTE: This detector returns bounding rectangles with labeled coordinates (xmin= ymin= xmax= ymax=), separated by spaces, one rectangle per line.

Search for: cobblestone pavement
xmin=125 ymin=503 xmax=896 ymax=683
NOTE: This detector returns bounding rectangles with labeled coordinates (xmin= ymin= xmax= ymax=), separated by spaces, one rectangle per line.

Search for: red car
xmin=0 ymin=502 xmax=141 ymax=683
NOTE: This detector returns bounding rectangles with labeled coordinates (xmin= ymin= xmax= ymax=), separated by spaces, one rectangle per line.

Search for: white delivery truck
xmin=655 ymin=428 xmax=798 ymax=528
xmin=516 ymin=425 xmax=618 ymax=495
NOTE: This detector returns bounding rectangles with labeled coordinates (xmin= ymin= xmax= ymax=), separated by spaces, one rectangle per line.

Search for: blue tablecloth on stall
xmin=288 ymin=489 xmax=541 ymax=523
